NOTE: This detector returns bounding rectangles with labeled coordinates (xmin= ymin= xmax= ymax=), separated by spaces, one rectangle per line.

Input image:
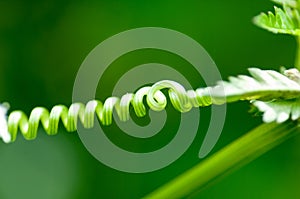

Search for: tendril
xmin=3 ymin=80 xmax=214 ymax=143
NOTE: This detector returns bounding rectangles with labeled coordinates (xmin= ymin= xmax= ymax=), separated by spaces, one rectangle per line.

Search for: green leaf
xmin=271 ymin=0 xmax=298 ymax=8
xmin=252 ymin=99 xmax=300 ymax=123
xmin=210 ymin=68 xmax=300 ymax=103
xmin=253 ymin=5 xmax=300 ymax=35
xmin=209 ymin=67 xmax=300 ymax=123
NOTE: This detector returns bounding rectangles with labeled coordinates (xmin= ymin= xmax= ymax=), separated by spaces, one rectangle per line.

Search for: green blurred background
xmin=0 ymin=0 xmax=300 ymax=198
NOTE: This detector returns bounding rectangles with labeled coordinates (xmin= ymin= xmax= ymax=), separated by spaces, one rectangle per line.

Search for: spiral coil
xmin=3 ymin=80 xmax=215 ymax=143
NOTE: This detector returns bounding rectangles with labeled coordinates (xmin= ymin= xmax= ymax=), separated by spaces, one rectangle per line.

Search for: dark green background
xmin=0 ymin=0 xmax=299 ymax=198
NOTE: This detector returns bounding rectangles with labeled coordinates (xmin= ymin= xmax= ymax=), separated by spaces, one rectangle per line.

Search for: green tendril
xmin=6 ymin=80 xmax=213 ymax=143
xmin=5 ymin=67 xmax=300 ymax=143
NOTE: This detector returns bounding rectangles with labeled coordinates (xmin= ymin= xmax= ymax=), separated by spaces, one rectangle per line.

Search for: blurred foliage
xmin=0 ymin=0 xmax=299 ymax=198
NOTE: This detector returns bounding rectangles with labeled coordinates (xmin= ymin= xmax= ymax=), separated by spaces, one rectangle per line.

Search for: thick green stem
xmin=295 ymin=36 xmax=300 ymax=69
xmin=143 ymin=121 xmax=299 ymax=199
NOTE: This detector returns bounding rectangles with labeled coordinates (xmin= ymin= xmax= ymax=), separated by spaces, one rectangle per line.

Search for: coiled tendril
xmin=4 ymin=80 xmax=215 ymax=143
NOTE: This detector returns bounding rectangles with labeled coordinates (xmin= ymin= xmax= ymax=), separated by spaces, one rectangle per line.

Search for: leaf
xmin=209 ymin=67 xmax=300 ymax=123
xmin=271 ymin=0 xmax=298 ymax=8
xmin=210 ymin=68 xmax=300 ymax=103
xmin=252 ymin=99 xmax=300 ymax=123
xmin=253 ymin=5 xmax=300 ymax=35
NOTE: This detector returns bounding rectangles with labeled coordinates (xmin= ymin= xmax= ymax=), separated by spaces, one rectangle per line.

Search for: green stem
xmin=295 ymin=36 xmax=300 ymax=69
xmin=143 ymin=121 xmax=300 ymax=199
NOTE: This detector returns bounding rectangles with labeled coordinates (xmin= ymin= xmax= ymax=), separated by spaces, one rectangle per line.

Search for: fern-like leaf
xmin=271 ymin=0 xmax=297 ymax=8
xmin=252 ymin=99 xmax=300 ymax=123
xmin=253 ymin=5 xmax=300 ymax=35
xmin=210 ymin=68 xmax=300 ymax=102
xmin=209 ymin=67 xmax=300 ymax=123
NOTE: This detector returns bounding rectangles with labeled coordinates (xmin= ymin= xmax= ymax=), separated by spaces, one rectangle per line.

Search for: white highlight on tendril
xmin=0 ymin=103 xmax=11 ymax=143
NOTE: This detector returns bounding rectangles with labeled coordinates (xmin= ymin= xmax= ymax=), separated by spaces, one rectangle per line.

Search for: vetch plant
xmin=2 ymin=68 xmax=300 ymax=143
xmin=0 ymin=0 xmax=300 ymax=198
xmin=144 ymin=0 xmax=300 ymax=198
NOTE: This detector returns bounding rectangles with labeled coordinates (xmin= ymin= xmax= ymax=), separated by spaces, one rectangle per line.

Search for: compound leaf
xmin=253 ymin=5 xmax=300 ymax=35
xmin=210 ymin=68 xmax=300 ymax=102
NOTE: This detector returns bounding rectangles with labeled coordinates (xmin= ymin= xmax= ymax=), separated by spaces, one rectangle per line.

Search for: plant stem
xmin=143 ymin=121 xmax=299 ymax=199
xmin=295 ymin=36 xmax=300 ymax=69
